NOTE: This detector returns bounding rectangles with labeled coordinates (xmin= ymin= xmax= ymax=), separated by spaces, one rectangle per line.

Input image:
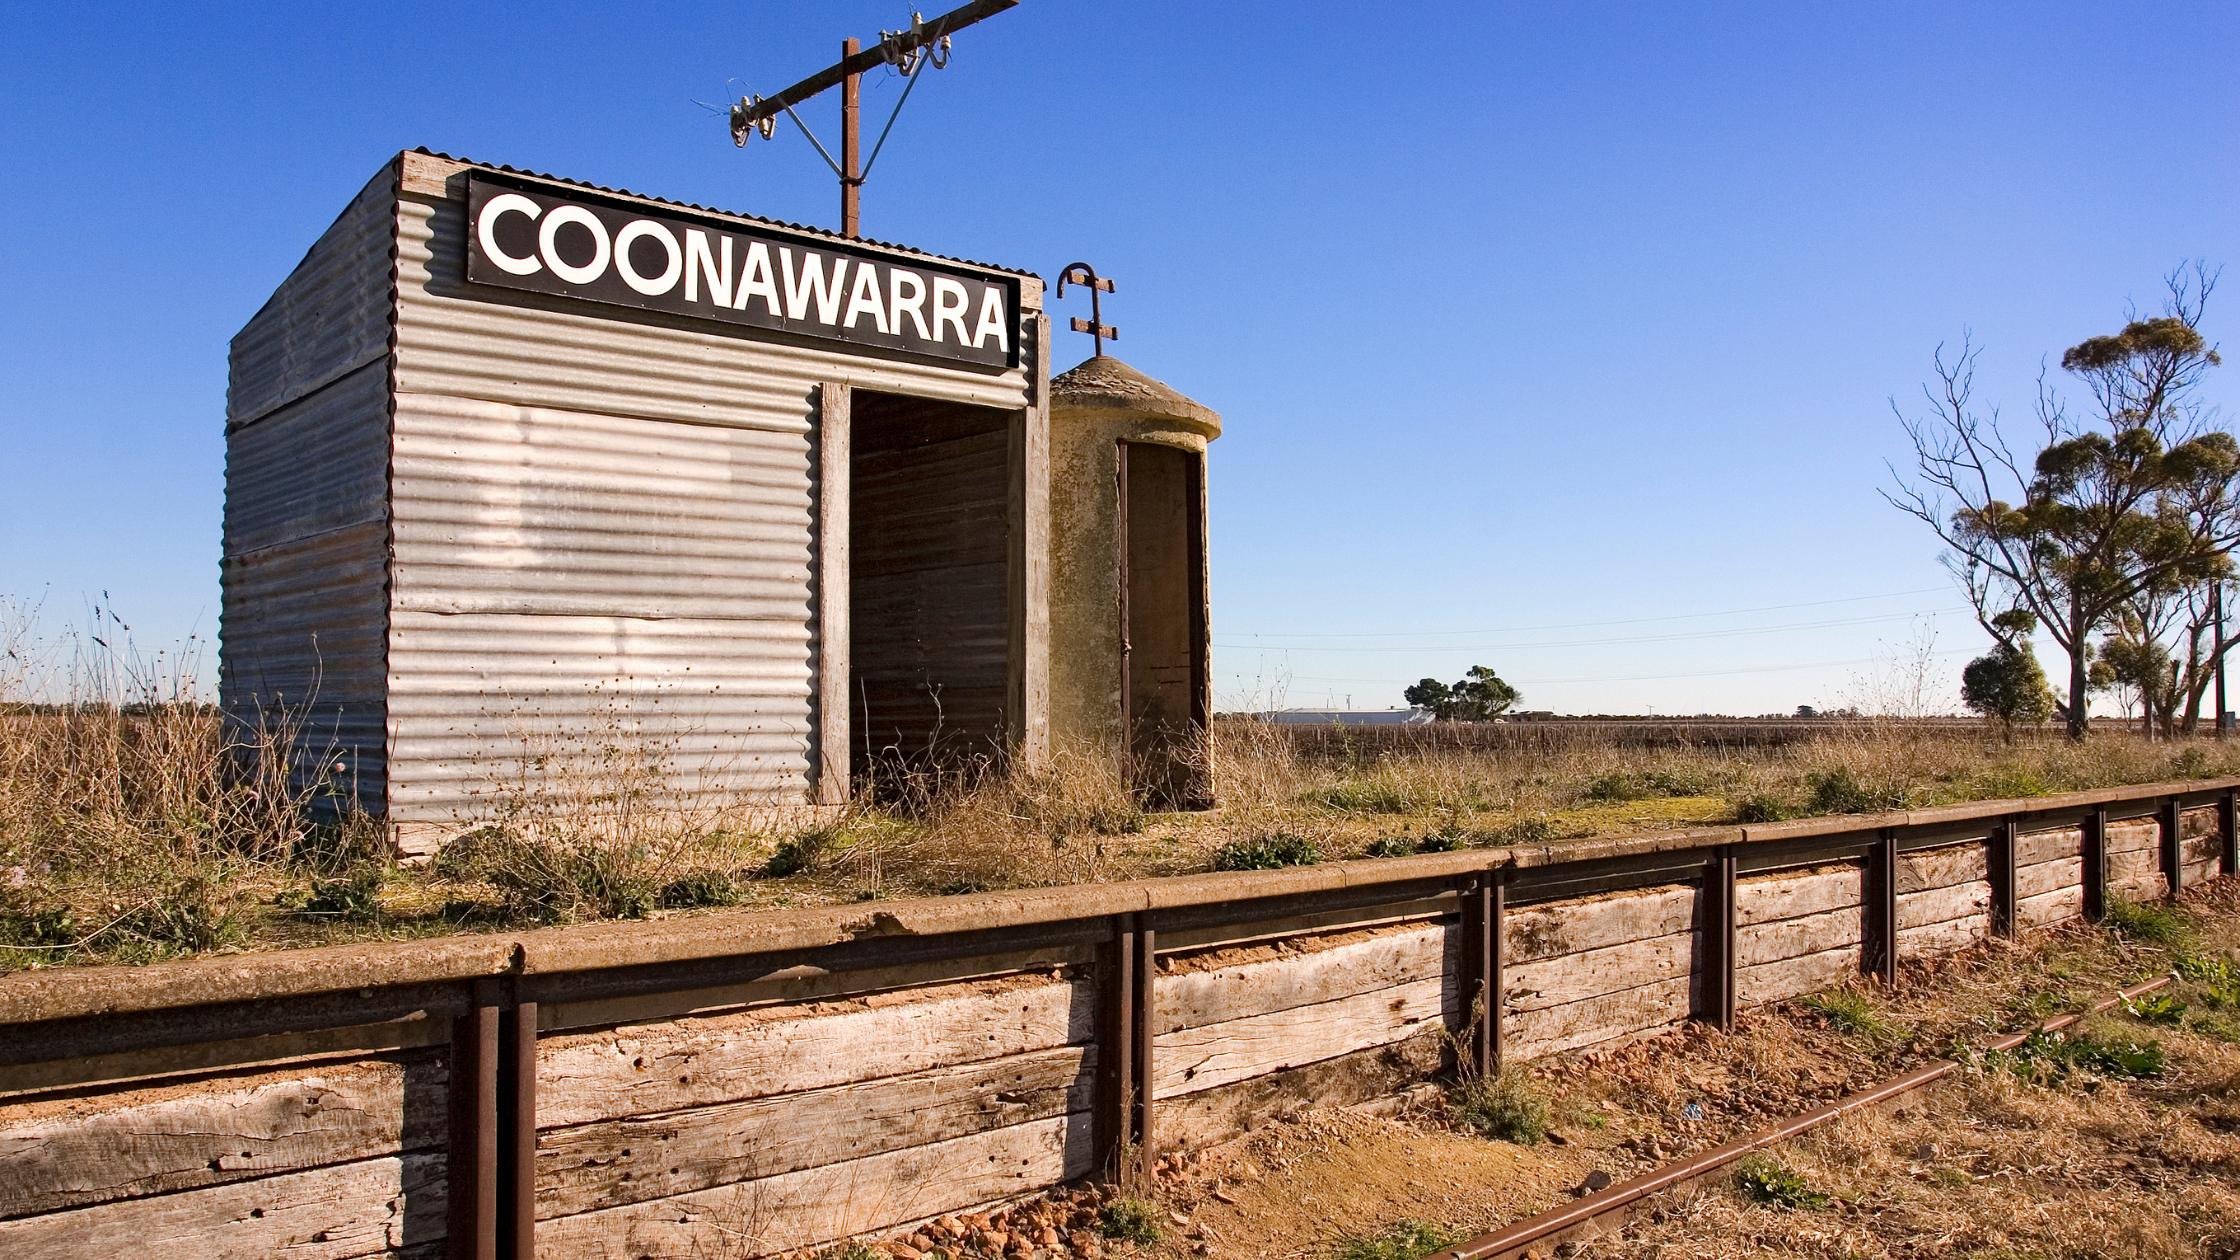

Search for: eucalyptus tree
xmin=1888 ymin=266 xmax=2231 ymax=739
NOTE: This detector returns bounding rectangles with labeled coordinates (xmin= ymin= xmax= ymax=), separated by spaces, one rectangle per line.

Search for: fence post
xmin=1696 ymin=847 xmax=1736 ymax=1031
xmin=2222 ymin=790 xmax=2238 ymax=877
xmin=1129 ymin=921 xmax=1156 ymax=1186
xmin=1864 ymin=829 xmax=1899 ymax=986
xmin=1457 ymin=870 xmax=1505 ymax=1079
xmin=2160 ymin=796 xmax=2183 ymax=900
xmin=500 ymin=997 xmax=537 ymax=1260
xmin=2082 ymin=806 xmax=2108 ymax=922
xmin=448 ymin=980 xmax=502 ymax=1260
xmin=1988 ymin=816 xmax=2017 ymax=938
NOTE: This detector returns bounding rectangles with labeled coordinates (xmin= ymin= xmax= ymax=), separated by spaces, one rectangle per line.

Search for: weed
xmin=2176 ymin=954 xmax=2240 ymax=1007
xmin=1993 ymin=1027 xmax=2166 ymax=1081
xmin=1451 ymin=1064 xmax=1549 ymax=1144
xmin=1316 ymin=781 xmax=1423 ymax=814
xmin=1731 ymin=792 xmax=1787 ymax=824
xmin=112 ymin=878 xmax=246 ymax=960
xmin=1804 ymin=766 xmax=1906 ymax=815
xmin=1586 ymin=773 xmax=1648 ymax=803
xmin=1363 ymin=836 xmax=1413 ymax=859
xmin=1799 ymin=985 xmax=1902 ymax=1041
xmin=813 ymin=1244 xmax=882 ymax=1260
xmin=2123 ymin=991 xmax=2188 ymax=1026
xmin=1736 ymin=1156 xmax=1831 ymax=1210
xmin=1330 ymin=1220 xmax=1464 ymax=1260
xmin=0 ymin=903 xmax=76 ymax=948
xmin=298 ymin=867 xmax=386 ymax=922
xmin=2104 ymin=897 xmax=2190 ymax=949
xmin=1211 ymin=833 xmax=1320 ymax=871
xmin=2189 ymin=1012 xmax=2240 ymax=1044
xmin=659 ymin=869 xmax=742 ymax=909
xmin=1416 ymin=827 xmax=1465 ymax=853
xmin=1096 ymin=1198 xmax=1161 ymax=1247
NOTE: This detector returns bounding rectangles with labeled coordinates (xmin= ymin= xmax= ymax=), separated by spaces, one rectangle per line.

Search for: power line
xmin=1213 ymin=608 xmax=1963 ymax=654
xmin=1220 ymin=586 xmax=1956 ymax=640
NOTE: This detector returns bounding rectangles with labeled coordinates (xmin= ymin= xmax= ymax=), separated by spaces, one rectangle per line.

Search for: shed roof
xmin=1051 ymin=355 xmax=1221 ymax=431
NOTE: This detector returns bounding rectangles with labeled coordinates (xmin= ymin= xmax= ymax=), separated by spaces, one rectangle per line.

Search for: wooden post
xmin=1988 ymin=816 xmax=2018 ymax=938
xmin=2222 ymin=790 xmax=2237 ymax=877
xmin=2160 ymin=797 xmax=2183 ymax=900
xmin=448 ymin=982 xmax=501 ymax=1260
xmin=1098 ymin=914 xmax=1156 ymax=1187
xmin=1696 ymin=848 xmax=1736 ymax=1031
xmin=814 ymin=382 xmax=851 ymax=804
xmin=1458 ymin=872 xmax=1504 ymax=1078
xmin=2082 ymin=807 xmax=2108 ymax=922
xmin=499 ymin=1000 xmax=537 ymax=1260
xmin=1864 ymin=829 xmax=1899 ymax=986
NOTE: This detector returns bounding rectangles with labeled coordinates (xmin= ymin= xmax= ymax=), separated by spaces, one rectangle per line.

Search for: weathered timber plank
xmin=1735 ymin=865 xmax=1858 ymax=928
xmin=2016 ymin=885 xmax=2084 ymax=930
xmin=1897 ymin=843 xmax=1988 ymax=895
xmin=535 ymin=1115 xmax=1090 ymax=1260
xmin=1159 ymin=1031 xmax=1444 ymax=1152
xmin=1504 ymin=930 xmax=1694 ymax=1012
xmin=1737 ymin=905 xmax=1861 ymax=970
xmin=1739 ymin=945 xmax=1859 ymax=1007
xmin=1897 ymin=912 xmax=1990 ymax=958
xmin=1505 ymin=886 xmax=1696 ymax=963
xmin=0 ymin=1055 xmax=443 ymax=1219
xmin=2106 ymin=820 xmax=2158 ymax=856
xmin=535 ymin=1045 xmax=1092 ymax=1219
xmin=1896 ymin=880 xmax=1990 ymax=932
xmin=0 ymin=1150 xmax=444 ymax=1260
xmin=1154 ymin=927 xmax=1448 ymax=1035
xmin=537 ymin=976 xmax=1089 ymax=1127
xmin=1507 ymin=978 xmax=1692 ymax=1061
xmin=1150 ymin=979 xmax=1452 ymax=1100
xmin=2017 ymin=856 xmax=2084 ymax=901
xmin=2016 ymin=826 xmax=2083 ymax=867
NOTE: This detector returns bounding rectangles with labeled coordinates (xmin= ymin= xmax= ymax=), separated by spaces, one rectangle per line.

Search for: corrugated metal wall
xmin=220 ymin=163 xmax=397 ymax=818
xmin=386 ymin=157 xmax=1038 ymax=823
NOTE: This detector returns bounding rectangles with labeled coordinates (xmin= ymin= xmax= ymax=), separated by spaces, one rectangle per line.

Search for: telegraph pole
xmin=728 ymin=1 xmax=1018 ymax=239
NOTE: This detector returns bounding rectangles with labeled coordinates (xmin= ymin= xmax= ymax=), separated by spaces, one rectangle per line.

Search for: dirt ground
xmin=871 ymin=880 xmax=2240 ymax=1260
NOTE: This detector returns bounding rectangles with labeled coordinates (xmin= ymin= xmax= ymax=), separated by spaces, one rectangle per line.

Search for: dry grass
xmin=10 ymin=592 xmax=2240 ymax=965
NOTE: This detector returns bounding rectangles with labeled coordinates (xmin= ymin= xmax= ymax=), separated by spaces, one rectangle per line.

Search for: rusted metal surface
xmin=1058 ymin=263 xmax=1118 ymax=357
xmin=1696 ymin=848 xmax=1736 ymax=1031
xmin=1428 ymin=975 xmax=2179 ymax=1260
xmin=1989 ymin=815 xmax=2018 ymax=937
xmin=2084 ymin=806 xmax=2109 ymax=921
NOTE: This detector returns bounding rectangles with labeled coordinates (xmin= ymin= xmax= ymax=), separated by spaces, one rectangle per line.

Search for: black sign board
xmin=465 ymin=173 xmax=1018 ymax=369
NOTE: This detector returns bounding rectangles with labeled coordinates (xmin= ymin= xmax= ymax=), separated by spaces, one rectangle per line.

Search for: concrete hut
xmin=219 ymin=149 xmax=1221 ymax=851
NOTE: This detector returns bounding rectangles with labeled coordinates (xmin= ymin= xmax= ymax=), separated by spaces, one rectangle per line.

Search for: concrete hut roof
xmin=1051 ymin=355 xmax=1221 ymax=433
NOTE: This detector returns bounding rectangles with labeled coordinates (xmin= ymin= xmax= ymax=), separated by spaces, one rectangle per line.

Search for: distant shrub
xmin=1211 ymin=833 xmax=1320 ymax=871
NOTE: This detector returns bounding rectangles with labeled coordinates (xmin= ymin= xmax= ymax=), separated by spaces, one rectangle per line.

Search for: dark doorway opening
xmin=850 ymin=390 xmax=1013 ymax=791
xmin=1119 ymin=441 xmax=1210 ymax=809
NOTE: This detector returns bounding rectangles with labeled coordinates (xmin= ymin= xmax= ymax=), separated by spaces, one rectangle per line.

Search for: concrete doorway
xmin=850 ymin=390 xmax=1013 ymax=790
xmin=1119 ymin=440 xmax=1210 ymax=808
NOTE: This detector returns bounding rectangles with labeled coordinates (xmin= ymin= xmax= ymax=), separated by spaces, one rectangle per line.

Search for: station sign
xmin=465 ymin=173 xmax=1018 ymax=369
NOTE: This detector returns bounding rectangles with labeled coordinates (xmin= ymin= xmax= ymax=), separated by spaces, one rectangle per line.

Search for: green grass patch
xmin=1330 ymin=1220 xmax=1465 ymax=1260
xmin=1097 ymin=1198 xmax=1162 ymax=1247
xmin=1799 ymin=985 xmax=1902 ymax=1041
xmin=1737 ymin=1156 xmax=1831 ymax=1210
xmin=1991 ymin=1027 xmax=2166 ymax=1081
xmin=1451 ymin=1064 xmax=1549 ymax=1144
xmin=2122 ymin=991 xmax=2188 ymax=1026
xmin=1211 ymin=833 xmax=1321 ymax=871
xmin=2103 ymin=897 xmax=2190 ymax=949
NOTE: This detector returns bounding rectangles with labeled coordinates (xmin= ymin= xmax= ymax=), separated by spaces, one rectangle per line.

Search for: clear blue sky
xmin=2 ymin=2 xmax=2234 ymax=715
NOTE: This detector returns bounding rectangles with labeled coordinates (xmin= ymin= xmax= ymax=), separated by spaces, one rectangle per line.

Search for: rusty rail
xmin=1428 ymin=974 xmax=2182 ymax=1260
